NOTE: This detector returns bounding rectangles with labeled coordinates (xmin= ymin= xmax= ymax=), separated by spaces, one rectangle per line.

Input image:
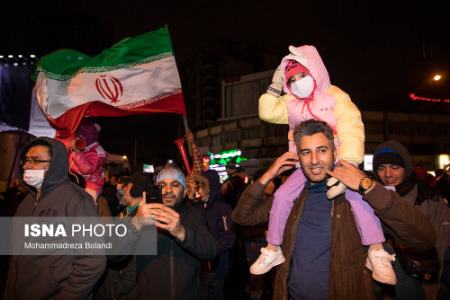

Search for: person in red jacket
xmin=69 ymin=121 xmax=107 ymax=202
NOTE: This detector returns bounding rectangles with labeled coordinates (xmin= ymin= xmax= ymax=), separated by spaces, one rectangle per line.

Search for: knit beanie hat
xmin=284 ymin=60 xmax=310 ymax=82
xmin=156 ymin=166 xmax=186 ymax=189
xmin=373 ymin=147 xmax=405 ymax=170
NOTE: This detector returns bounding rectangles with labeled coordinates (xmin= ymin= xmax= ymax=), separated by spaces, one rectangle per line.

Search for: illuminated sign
xmin=207 ymin=149 xmax=247 ymax=183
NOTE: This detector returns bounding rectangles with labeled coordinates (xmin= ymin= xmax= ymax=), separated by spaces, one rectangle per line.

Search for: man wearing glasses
xmin=4 ymin=137 xmax=106 ymax=300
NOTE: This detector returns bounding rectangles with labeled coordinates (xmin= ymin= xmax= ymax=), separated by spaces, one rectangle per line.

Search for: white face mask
xmin=23 ymin=169 xmax=46 ymax=188
xmin=290 ymin=75 xmax=315 ymax=98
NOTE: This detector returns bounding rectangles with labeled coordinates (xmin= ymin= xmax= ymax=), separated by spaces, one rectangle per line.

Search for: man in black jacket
xmin=130 ymin=165 xmax=218 ymax=299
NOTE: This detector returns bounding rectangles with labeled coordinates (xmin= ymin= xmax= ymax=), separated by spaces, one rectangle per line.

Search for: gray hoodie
xmin=4 ymin=137 xmax=106 ymax=300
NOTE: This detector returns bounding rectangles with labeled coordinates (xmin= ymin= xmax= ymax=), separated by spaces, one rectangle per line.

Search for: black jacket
xmin=203 ymin=169 xmax=235 ymax=258
xmin=129 ymin=199 xmax=218 ymax=300
xmin=202 ymin=170 xmax=235 ymax=278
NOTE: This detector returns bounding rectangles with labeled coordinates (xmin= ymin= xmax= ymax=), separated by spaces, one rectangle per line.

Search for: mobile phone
xmin=145 ymin=184 xmax=162 ymax=203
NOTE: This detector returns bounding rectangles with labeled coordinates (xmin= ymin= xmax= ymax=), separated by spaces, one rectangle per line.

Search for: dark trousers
xmin=201 ymin=271 xmax=225 ymax=300
xmin=394 ymin=259 xmax=426 ymax=300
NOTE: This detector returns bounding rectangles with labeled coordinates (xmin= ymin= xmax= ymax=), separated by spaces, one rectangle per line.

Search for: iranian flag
xmin=34 ymin=27 xmax=186 ymax=134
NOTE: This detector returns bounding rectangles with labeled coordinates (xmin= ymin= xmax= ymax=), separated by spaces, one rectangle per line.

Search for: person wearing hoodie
xmin=253 ymin=45 xmax=395 ymax=284
xmin=186 ymin=170 xmax=235 ymax=300
xmin=4 ymin=137 xmax=106 ymax=300
xmin=329 ymin=140 xmax=447 ymax=300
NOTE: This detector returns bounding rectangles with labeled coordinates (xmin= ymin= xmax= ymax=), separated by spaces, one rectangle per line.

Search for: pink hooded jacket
xmin=69 ymin=142 xmax=107 ymax=195
xmin=259 ymin=45 xmax=364 ymax=163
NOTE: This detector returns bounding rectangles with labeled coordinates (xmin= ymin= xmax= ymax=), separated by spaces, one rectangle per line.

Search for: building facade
xmin=195 ymin=71 xmax=450 ymax=173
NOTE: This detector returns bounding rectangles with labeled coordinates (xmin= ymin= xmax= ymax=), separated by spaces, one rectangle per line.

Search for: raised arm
xmin=328 ymin=160 xmax=436 ymax=250
xmin=232 ymin=152 xmax=298 ymax=225
xmin=363 ymin=184 xmax=436 ymax=250
xmin=259 ymin=66 xmax=289 ymax=124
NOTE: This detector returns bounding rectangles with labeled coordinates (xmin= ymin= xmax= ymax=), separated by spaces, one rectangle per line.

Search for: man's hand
xmin=259 ymin=152 xmax=298 ymax=185
xmin=132 ymin=192 xmax=185 ymax=240
xmin=131 ymin=193 xmax=155 ymax=231
xmin=132 ymin=193 xmax=186 ymax=241
xmin=327 ymin=160 xmax=374 ymax=192
xmin=148 ymin=203 xmax=186 ymax=241
xmin=326 ymin=160 xmax=364 ymax=191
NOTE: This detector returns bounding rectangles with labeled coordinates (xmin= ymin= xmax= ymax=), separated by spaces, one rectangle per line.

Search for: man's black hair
xmin=293 ymin=119 xmax=335 ymax=151
xmin=23 ymin=139 xmax=53 ymax=159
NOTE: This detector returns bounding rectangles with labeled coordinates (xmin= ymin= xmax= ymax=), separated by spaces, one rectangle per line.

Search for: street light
xmin=438 ymin=154 xmax=449 ymax=169
xmin=433 ymin=74 xmax=442 ymax=81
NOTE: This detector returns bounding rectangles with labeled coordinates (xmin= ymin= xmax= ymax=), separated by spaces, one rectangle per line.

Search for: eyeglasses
xmin=20 ymin=157 xmax=52 ymax=166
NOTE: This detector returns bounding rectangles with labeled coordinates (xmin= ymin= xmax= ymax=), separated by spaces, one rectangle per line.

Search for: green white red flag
xmin=34 ymin=27 xmax=186 ymax=134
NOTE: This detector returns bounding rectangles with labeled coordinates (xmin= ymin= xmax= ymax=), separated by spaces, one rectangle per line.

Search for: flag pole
xmin=182 ymin=115 xmax=189 ymax=134
xmin=182 ymin=115 xmax=191 ymax=150
xmin=173 ymin=115 xmax=193 ymax=174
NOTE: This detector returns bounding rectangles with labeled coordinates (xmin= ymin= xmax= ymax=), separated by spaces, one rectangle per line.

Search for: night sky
xmin=1 ymin=0 xmax=449 ymax=167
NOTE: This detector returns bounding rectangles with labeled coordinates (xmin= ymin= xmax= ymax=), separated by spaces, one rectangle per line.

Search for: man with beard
xmin=233 ymin=120 xmax=435 ymax=299
xmin=128 ymin=166 xmax=218 ymax=299
xmin=272 ymin=119 xmax=376 ymax=299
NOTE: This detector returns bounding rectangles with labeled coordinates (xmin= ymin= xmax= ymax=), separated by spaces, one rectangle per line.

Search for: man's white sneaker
xmin=365 ymin=248 xmax=397 ymax=285
xmin=250 ymin=246 xmax=285 ymax=275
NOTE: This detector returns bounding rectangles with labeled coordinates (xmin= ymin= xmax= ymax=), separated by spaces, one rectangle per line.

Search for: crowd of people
xmin=0 ymin=44 xmax=449 ymax=300
xmin=0 ymin=121 xmax=449 ymax=300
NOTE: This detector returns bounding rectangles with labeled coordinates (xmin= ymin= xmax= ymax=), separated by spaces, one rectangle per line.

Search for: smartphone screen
xmin=145 ymin=184 xmax=162 ymax=203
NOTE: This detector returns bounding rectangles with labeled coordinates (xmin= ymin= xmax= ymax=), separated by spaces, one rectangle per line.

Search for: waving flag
xmin=34 ymin=27 xmax=186 ymax=134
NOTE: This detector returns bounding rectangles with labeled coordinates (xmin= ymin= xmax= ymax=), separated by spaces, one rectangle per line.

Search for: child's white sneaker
xmin=365 ymin=248 xmax=397 ymax=285
xmin=250 ymin=246 xmax=285 ymax=275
